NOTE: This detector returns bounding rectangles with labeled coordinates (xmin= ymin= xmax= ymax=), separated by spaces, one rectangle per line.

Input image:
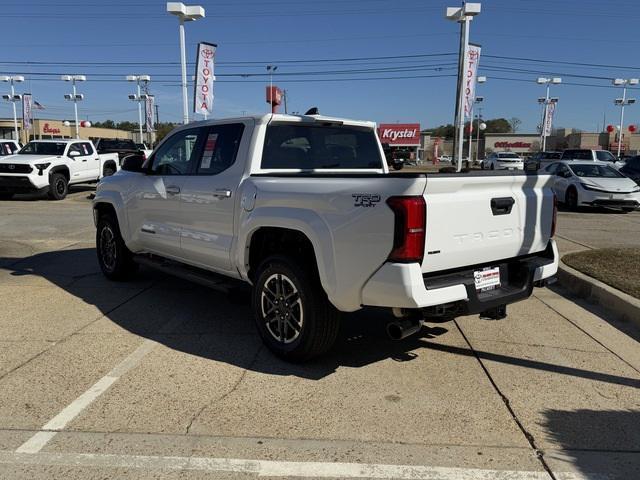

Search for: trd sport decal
xmin=353 ymin=194 xmax=381 ymax=207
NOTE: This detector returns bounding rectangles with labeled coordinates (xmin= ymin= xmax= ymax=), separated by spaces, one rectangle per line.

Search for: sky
xmin=1 ymin=0 xmax=640 ymax=133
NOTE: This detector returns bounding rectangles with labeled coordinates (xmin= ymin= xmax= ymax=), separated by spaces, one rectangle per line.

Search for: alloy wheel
xmin=260 ymin=273 xmax=303 ymax=344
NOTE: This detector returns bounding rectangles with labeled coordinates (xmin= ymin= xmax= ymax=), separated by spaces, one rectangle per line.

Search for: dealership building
xmin=0 ymin=118 xmax=139 ymax=144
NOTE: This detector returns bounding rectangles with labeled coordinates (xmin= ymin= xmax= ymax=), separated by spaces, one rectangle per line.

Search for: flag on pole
xmin=32 ymin=100 xmax=45 ymax=110
xmin=22 ymin=93 xmax=33 ymax=131
xmin=193 ymin=42 xmax=217 ymax=116
xmin=543 ymin=102 xmax=556 ymax=136
xmin=463 ymin=43 xmax=482 ymax=120
xmin=145 ymin=95 xmax=155 ymax=132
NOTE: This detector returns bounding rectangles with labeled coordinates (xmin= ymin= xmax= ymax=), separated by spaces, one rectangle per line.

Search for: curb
xmin=557 ymin=260 xmax=640 ymax=327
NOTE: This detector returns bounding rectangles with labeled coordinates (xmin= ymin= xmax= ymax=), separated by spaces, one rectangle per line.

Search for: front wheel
xmin=96 ymin=214 xmax=138 ymax=281
xmin=48 ymin=173 xmax=68 ymax=200
xmin=565 ymin=187 xmax=578 ymax=211
xmin=252 ymin=255 xmax=340 ymax=362
xmin=102 ymin=164 xmax=116 ymax=177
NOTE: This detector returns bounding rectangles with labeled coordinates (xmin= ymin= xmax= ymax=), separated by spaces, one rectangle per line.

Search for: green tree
xmin=155 ymin=122 xmax=178 ymax=143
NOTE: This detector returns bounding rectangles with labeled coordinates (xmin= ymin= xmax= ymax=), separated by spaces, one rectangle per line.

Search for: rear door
xmin=421 ymin=172 xmax=554 ymax=274
xmin=126 ymin=127 xmax=204 ymax=259
xmin=179 ymin=122 xmax=247 ymax=272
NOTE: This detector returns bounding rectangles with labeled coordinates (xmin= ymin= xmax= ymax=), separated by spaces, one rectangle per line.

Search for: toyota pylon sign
xmin=377 ymin=123 xmax=421 ymax=146
xmin=193 ymin=42 xmax=217 ymax=116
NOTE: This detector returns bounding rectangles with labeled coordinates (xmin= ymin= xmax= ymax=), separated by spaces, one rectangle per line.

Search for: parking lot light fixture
xmin=537 ymin=77 xmax=561 ymax=151
xmin=62 ymin=75 xmax=86 ymax=138
xmin=612 ymin=78 xmax=638 ymax=157
xmin=1 ymin=75 xmax=25 ymax=140
xmin=446 ymin=2 xmax=481 ymax=172
xmin=127 ymin=74 xmax=151 ymax=142
xmin=167 ymin=2 xmax=205 ymax=125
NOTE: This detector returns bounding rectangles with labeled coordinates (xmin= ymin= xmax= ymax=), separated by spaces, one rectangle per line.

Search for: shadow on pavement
xmin=0 ymin=247 xmax=451 ymax=380
xmin=3 ymin=184 xmax=95 ymax=202
xmin=541 ymin=409 xmax=640 ymax=479
xmin=3 ymin=246 xmax=640 ymax=386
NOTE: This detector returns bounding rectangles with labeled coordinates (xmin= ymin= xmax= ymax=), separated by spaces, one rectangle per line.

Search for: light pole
xmin=167 ymin=2 xmax=205 ymax=125
xmin=62 ymin=75 xmax=86 ymax=139
xmin=126 ymin=75 xmax=151 ymax=142
xmin=1 ymin=75 xmax=24 ymax=140
xmin=468 ymin=75 xmax=485 ymax=163
xmin=536 ymin=77 xmax=561 ymax=152
xmin=267 ymin=65 xmax=278 ymax=113
xmin=612 ymin=78 xmax=638 ymax=158
xmin=446 ymin=2 xmax=481 ymax=172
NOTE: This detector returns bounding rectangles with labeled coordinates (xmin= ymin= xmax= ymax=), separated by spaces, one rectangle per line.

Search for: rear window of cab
xmin=261 ymin=124 xmax=383 ymax=170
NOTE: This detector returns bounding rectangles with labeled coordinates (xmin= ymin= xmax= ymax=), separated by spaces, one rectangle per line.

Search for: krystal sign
xmin=377 ymin=123 xmax=421 ymax=146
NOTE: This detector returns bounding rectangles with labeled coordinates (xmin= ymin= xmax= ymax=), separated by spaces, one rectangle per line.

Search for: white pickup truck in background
xmin=93 ymin=113 xmax=558 ymax=361
xmin=0 ymin=139 xmax=119 ymax=200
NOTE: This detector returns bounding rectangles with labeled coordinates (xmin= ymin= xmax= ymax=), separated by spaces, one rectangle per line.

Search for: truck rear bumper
xmin=361 ymin=239 xmax=558 ymax=313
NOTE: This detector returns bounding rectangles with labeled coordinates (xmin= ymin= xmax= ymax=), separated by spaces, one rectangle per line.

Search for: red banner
xmin=377 ymin=123 xmax=420 ymax=146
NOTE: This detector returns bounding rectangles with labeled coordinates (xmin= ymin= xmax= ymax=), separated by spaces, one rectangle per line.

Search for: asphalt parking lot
xmin=0 ymin=188 xmax=639 ymax=479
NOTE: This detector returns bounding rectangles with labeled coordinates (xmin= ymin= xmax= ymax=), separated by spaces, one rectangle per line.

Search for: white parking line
xmin=15 ymin=316 xmax=183 ymax=454
xmin=0 ymin=450 xmax=597 ymax=480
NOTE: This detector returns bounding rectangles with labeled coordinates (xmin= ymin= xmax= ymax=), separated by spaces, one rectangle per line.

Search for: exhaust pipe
xmin=387 ymin=318 xmax=422 ymax=341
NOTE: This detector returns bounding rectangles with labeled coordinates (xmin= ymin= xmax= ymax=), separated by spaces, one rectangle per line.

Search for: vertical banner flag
xmin=145 ymin=95 xmax=155 ymax=131
xmin=194 ymin=42 xmax=217 ymax=116
xmin=544 ymin=102 xmax=556 ymax=136
xmin=463 ymin=44 xmax=482 ymax=120
xmin=22 ymin=93 xmax=33 ymax=131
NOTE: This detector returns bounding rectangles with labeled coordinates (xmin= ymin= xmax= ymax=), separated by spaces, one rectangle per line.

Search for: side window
xmin=196 ymin=123 xmax=245 ymax=175
xmin=149 ymin=128 xmax=202 ymax=175
xmin=545 ymin=163 xmax=558 ymax=174
xmin=68 ymin=143 xmax=84 ymax=155
xmin=556 ymin=164 xmax=569 ymax=176
xmin=80 ymin=142 xmax=94 ymax=155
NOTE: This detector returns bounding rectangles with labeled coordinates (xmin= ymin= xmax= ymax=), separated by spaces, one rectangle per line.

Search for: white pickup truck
xmin=0 ymin=139 xmax=119 ymax=200
xmin=93 ymin=113 xmax=558 ymax=361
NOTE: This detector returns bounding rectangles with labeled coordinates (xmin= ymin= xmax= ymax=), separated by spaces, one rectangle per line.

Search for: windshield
xmin=18 ymin=142 xmax=66 ymax=156
xmin=262 ymin=124 xmax=383 ymax=169
xmin=498 ymin=153 xmax=520 ymax=159
xmin=595 ymin=151 xmax=616 ymax=162
xmin=1 ymin=142 xmax=17 ymax=155
xmin=568 ymin=163 xmax=624 ymax=178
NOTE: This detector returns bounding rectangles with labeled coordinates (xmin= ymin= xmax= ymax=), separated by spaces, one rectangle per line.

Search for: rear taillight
xmin=386 ymin=196 xmax=426 ymax=263
xmin=551 ymin=194 xmax=558 ymax=237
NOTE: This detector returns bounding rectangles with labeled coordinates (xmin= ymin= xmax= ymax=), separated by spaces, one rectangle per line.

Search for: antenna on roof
xmin=305 ymin=107 xmax=320 ymax=115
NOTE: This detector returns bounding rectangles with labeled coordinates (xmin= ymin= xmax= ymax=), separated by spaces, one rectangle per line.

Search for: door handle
xmin=491 ymin=197 xmax=515 ymax=215
xmin=166 ymin=185 xmax=181 ymax=195
xmin=212 ymin=189 xmax=232 ymax=198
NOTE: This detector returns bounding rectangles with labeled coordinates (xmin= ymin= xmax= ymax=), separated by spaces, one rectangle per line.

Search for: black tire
xmin=48 ymin=172 xmax=68 ymax=200
xmin=565 ymin=187 xmax=578 ymax=211
xmin=0 ymin=192 xmax=13 ymax=200
xmin=96 ymin=213 xmax=138 ymax=281
xmin=103 ymin=164 xmax=116 ymax=177
xmin=252 ymin=255 xmax=340 ymax=362
xmin=621 ymin=207 xmax=635 ymax=213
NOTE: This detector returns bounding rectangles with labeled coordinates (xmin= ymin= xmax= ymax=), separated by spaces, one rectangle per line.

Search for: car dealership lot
xmin=0 ymin=192 xmax=639 ymax=479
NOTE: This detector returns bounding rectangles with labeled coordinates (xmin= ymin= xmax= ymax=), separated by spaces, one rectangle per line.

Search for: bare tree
xmin=508 ymin=117 xmax=522 ymax=133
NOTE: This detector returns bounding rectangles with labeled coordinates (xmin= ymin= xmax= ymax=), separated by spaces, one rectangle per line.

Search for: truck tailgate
xmin=421 ymin=173 xmax=554 ymax=274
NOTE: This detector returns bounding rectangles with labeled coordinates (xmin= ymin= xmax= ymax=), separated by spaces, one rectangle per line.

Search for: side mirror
xmin=68 ymin=150 xmax=80 ymax=158
xmin=121 ymin=153 xmax=146 ymax=173
xmin=391 ymin=158 xmax=404 ymax=171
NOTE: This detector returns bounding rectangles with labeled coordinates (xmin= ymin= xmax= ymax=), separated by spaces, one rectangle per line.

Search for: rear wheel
xmin=565 ymin=187 xmax=578 ymax=211
xmin=252 ymin=255 xmax=340 ymax=362
xmin=621 ymin=207 xmax=636 ymax=213
xmin=96 ymin=213 xmax=138 ymax=280
xmin=48 ymin=173 xmax=68 ymax=200
xmin=103 ymin=164 xmax=116 ymax=177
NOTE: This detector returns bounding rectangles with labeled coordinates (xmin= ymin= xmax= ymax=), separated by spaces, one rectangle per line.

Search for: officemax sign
xmin=377 ymin=123 xmax=420 ymax=146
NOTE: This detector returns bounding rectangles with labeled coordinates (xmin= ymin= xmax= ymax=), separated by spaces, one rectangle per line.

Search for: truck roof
xmin=27 ymin=139 xmax=87 ymax=143
xmin=188 ymin=113 xmax=377 ymax=129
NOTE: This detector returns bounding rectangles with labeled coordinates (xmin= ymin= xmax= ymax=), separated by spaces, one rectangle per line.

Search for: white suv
xmin=483 ymin=152 xmax=524 ymax=170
